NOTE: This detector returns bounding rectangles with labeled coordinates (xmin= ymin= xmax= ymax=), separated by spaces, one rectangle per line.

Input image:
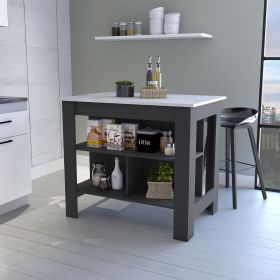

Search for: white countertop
xmin=61 ymin=92 xmax=226 ymax=108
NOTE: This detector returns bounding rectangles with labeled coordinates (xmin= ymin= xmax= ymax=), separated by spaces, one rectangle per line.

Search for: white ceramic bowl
xmin=149 ymin=7 xmax=164 ymax=17
xmin=164 ymin=12 xmax=181 ymax=21
xmin=150 ymin=17 xmax=164 ymax=34
xmin=164 ymin=22 xmax=180 ymax=34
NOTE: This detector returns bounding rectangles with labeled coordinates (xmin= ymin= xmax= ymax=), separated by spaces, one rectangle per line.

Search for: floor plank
xmin=0 ymin=167 xmax=279 ymax=280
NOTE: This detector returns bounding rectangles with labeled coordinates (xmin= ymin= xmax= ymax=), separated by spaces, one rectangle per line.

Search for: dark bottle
xmin=112 ymin=22 xmax=120 ymax=36
xmin=146 ymin=56 xmax=153 ymax=86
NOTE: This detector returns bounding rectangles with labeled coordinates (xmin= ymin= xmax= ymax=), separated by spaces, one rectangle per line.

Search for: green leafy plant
xmin=148 ymin=162 xmax=174 ymax=182
xmin=115 ymin=80 xmax=134 ymax=86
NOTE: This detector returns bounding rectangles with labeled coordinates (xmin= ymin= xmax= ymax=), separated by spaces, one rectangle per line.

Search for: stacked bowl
xmin=164 ymin=13 xmax=181 ymax=34
xmin=149 ymin=7 xmax=164 ymax=35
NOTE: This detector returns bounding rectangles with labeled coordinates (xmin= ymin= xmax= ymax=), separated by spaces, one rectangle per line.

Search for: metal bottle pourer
xmin=157 ymin=56 xmax=161 ymax=68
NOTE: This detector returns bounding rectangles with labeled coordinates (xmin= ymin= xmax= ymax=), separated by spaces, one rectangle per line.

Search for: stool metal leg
xmin=247 ymin=126 xmax=267 ymax=200
xmin=225 ymin=128 xmax=230 ymax=188
xmin=230 ymin=128 xmax=237 ymax=209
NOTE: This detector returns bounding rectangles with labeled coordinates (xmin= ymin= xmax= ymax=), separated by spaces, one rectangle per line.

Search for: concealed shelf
xmin=94 ymin=33 xmax=213 ymax=42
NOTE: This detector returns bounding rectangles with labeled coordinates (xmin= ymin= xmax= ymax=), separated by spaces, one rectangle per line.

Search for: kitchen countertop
xmin=0 ymin=96 xmax=28 ymax=104
xmin=62 ymin=92 xmax=226 ymax=108
xmin=0 ymin=97 xmax=28 ymax=114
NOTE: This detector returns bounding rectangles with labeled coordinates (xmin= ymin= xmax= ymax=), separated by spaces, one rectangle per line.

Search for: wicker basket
xmin=146 ymin=181 xmax=174 ymax=199
xmin=140 ymin=87 xmax=167 ymax=99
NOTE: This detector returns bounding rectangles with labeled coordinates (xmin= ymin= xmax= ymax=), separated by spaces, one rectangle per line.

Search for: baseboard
xmin=0 ymin=196 xmax=29 ymax=216
xmin=31 ymin=158 xmax=64 ymax=180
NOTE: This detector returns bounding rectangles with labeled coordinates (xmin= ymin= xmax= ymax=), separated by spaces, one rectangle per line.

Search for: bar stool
xmin=221 ymin=108 xmax=267 ymax=209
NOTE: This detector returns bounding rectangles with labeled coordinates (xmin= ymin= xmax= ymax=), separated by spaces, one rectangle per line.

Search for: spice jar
xmin=112 ymin=22 xmax=120 ymax=36
xmin=119 ymin=22 xmax=127 ymax=36
xmin=167 ymin=131 xmax=173 ymax=144
xmin=92 ymin=162 xmax=106 ymax=187
xmin=99 ymin=176 xmax=111 ymax=191
xmin=160 ymin=131 xmax=167 ymax=153
xmin=134 ymin=21 xmax=142 ymax=35
xmin=164 ymin=143 xmax=175 ymax=156
xmin=127 ymin=22 xmax=134 ymax=36
xmin=160 ymin=131 xmax=173 ymax=153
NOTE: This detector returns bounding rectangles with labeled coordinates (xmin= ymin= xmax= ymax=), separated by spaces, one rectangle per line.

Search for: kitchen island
xmin=62 ymin=92 xmax=226 ymax=241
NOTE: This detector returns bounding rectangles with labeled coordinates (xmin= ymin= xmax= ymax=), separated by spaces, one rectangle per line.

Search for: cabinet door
xmin=0 ymin=134 xmax=31 ymax=205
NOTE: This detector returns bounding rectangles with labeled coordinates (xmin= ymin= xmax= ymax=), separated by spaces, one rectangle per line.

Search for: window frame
xmin=256 ymin=0 xmax=280 ymax=192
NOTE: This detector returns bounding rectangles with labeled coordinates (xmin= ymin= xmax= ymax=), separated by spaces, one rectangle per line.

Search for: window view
xmin=265 ymin=0 xmax=280 ymax=57
xmin=259 ymin=0 xmax=280 ymax=191
xmin=260 ymin=128 xmax=280 ymax=190
xmin=261 ymin=61 xmax=280 ymax=125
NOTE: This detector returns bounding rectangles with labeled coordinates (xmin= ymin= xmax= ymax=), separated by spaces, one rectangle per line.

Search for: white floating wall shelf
xmin=0 ymin=0 xmax=8 ymax=27
xmin=94 ymin=33 xmax=213 ymax=42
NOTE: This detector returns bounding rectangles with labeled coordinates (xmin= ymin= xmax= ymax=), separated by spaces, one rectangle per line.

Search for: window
xmin=259 ymin=0 xmax=280 ymax=191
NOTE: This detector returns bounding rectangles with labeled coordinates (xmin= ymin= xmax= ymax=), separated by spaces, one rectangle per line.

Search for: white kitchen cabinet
xmin=0 ymin=134 xmax=31 ymax=205
xmin=0 ymin=99 xmax=31 ymax=214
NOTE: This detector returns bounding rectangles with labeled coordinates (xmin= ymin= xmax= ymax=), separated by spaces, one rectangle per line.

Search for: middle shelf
xmin=76 ymin=142 xmax=203 ymax=161
xmin=76 ymin=142 xmax=175 ymax=162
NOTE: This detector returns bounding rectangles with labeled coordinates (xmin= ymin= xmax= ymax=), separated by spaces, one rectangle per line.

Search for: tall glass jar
xmin=160 ymin=131 xmax=173 ymax=153
xmin=112 ymin=22 xmax=120 ymax=36
xmin=119 ymin=22 xmax=127 ymax=36
xmin=134 ymin=21 xmax=142 ymax=35
xmin=92 ymin=162 xmax=106 ymax=187
xmin=127 ymin=22 xmax=134 ymax=36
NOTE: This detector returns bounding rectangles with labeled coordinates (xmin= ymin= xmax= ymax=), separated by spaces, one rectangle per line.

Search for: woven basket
xmin=146 ymin=181 xmax=174 ymax=199
xmin=140 ymin=87 xmax=167 ymax=99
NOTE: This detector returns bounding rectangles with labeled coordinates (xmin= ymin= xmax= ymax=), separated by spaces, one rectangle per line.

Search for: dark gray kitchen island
xmin=62 ymin=92 xmax=226 ymax=241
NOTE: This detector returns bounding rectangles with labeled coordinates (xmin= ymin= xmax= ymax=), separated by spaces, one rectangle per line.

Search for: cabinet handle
xmin=0 ymin=140 xmax=13 ymax=145
xmin=0 ymin=120 xmax=12 ymax=125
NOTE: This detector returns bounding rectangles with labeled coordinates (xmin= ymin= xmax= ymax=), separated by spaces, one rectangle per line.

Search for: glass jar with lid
xmin=119 ymin=22 xmax=127 ymax=36
xmin=160 ymin=131 xmax=173 ymax=153
xmin=127 ymin=22 xmax=134 ymax=36
xmin=112 ymin=22 xmax=120 ymax=36
xmin=164 ymin=143 xmax=175 ymax=156
xmin=92 ymin=162 xmax=106 ymax=187
xmin=134 ymin=21 xmax=142 ymax=35
xmin=99 ymin=176 xmax=111 ymax=191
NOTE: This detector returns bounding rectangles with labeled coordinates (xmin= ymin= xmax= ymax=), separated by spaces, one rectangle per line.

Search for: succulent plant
xmin=115 ymin=80 xmax=134 ymax=86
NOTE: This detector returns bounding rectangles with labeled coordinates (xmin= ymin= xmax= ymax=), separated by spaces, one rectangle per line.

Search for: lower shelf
xmin=77 ymin=180 xmax=174 ymax=209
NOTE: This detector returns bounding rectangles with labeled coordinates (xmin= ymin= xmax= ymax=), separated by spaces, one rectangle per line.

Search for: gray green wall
xmin=70 ymin=0 xmax=264 ymax=169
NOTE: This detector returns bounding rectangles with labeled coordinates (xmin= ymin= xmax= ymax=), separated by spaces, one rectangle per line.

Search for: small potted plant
xmin=146 ymin=162 xmax=174 ymax=199
xmin=115 ymin=80 xmax=134 ymax=97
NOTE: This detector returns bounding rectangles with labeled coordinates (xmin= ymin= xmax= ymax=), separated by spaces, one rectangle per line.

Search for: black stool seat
xmin=221 ymin=107 xmax=267 ymax=209
xmin=221 ymin=108 xmax=258 ymax=127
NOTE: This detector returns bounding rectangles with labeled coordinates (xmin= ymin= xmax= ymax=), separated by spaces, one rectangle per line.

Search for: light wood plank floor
xmin=0 ymin=167 xmax=279 ymax=280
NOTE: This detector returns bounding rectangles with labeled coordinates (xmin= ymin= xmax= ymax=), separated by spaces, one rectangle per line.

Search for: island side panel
xmin=62 ymin=101 xmax=78 ymax=218
xmin=173 ymin=108 xmax=196 ymax=241
xmin=205 ymin=114 xmax=219 ymax=214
